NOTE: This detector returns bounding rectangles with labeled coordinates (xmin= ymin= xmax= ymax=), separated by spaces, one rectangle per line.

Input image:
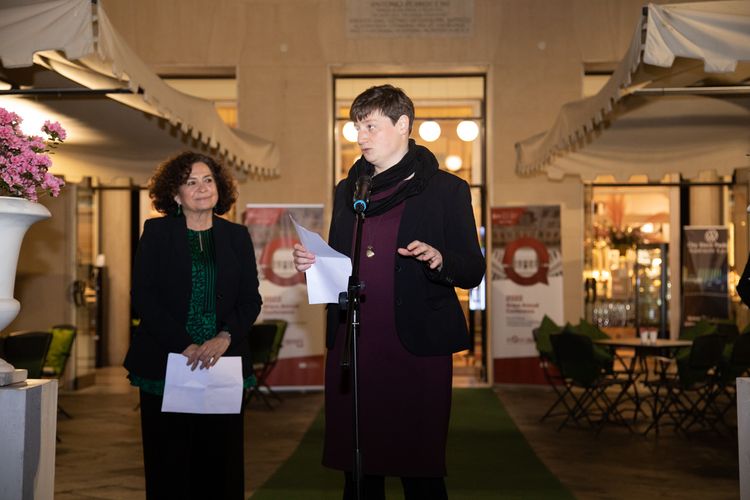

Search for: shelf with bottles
xmin=585 ymin=246 xmax=636 ymax=300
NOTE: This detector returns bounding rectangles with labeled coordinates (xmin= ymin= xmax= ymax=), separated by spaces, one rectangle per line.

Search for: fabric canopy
xmin=515 ymin=1 xmax=750 ymax=181
xmin=0 ymin=0 xmax=279 ymax=181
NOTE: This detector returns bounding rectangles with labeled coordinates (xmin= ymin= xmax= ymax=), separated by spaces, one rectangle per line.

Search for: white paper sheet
xmin=290 ymin=215 xmax=352 ymax=304
xmin=161 ymin=353 xmax=243 ymax=414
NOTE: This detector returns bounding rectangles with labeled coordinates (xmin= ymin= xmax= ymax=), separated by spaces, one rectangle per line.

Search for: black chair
xmin=645 ymin=333 xmax=725 ymax=435
xmin=712 ymin=333 xmax=750 ymax=431
xmin=246 ymin=322 xmax=284 ymax=409
xmin=550 ymin=332 xmax=632 ymax=434
xmin=532 ymin=326 xmax=570 ymax=422
xmin=3 ymin=330 xmax=53 ymax=378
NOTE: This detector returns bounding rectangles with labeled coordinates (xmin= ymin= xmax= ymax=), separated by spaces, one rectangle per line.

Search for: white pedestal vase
xmin=0 ymin=196 xmax=51 ymax=383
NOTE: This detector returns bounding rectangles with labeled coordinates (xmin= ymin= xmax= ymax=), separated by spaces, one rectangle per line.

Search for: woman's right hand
xmin=293 ymin=243 xmax=316 ymax=272
xmin=182 ymin=344 xmax=201 ymax=370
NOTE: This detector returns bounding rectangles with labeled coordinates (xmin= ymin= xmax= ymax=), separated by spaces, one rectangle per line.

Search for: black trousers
xmin=343 ymin=472 xmax=448 ymax=500
xmin=139 ymin=390 xmax=245 ymax=500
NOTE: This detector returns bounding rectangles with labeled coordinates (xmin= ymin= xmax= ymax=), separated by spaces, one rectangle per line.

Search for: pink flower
xmin=0 ymin=107 xmax=66 ymax=201
xmin=0 ymin=108 xmax=20 ymax=127
xmin=42 ymin=120 xmax=67 ymax=141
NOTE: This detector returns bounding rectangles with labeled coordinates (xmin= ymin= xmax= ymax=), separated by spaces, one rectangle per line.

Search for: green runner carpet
xmin=250 ymin=388 xmax=573 ymax=499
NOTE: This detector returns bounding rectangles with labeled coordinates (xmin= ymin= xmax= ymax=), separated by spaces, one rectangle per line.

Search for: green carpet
xmin=250 ymin=388 xmax=573 ymax=499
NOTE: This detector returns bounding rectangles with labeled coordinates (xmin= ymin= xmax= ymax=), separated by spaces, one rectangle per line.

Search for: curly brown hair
xmin=149 ymin=151 xmax=237 ymax=216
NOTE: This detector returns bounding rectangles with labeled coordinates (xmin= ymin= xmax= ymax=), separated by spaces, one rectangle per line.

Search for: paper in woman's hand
xmin=161 ymin=353 xmax=243 ymax=414
xmin=290 ymin=215 xmax=352 ymax=304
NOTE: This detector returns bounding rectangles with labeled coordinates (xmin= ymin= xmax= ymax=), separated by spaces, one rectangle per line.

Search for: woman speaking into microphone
xmin=293 ymin=84 xmax=484 ymax=499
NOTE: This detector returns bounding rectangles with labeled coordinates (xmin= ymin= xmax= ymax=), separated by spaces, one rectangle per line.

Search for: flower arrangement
xmin=0 ymin=107 xmax=65 ymax=202
xmin=608 ymin=226 xmax=642 ymax=249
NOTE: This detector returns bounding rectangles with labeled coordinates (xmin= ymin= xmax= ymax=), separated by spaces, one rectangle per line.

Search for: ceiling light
xmin=418 ymin=121 xmax=441 ymax=142
xmin=445 ymin=155 xmax=463 ymax=172
xmin=342 ymin=121 xmax=358 ymax=142
xmin=456 ymin=120 xmax=479 ymax=142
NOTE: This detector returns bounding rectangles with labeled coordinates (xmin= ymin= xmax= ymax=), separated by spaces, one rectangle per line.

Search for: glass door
xmin=634 ymin=243 xmax=670 ymax=339
xmin=73 ymin=179 xmax=98 ymax=388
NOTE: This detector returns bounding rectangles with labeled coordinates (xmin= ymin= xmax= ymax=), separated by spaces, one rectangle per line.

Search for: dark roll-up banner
xmin=682 ymin=226 xmax=729 ymax=323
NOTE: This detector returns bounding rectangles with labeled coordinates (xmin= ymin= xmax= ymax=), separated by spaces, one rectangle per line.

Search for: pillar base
xmin=0 ymin=379 xmax=58 ymax=499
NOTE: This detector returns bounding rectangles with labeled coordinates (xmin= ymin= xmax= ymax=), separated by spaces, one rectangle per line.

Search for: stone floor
xmin=495 ymin=384 xmax=739 ymax=500
xmin=54 ymin=367 xmax=323 ymax=499
xmin=53 ymin=367 xmax=740 ymax=499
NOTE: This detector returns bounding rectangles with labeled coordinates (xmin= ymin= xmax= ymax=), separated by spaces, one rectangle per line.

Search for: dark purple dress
xmin=322 ymin=192 xmax=453 ymax=478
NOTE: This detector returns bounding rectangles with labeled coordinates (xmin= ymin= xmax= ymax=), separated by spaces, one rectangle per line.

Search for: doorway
xmin=332 ymin=74 xmax=488 ymax=385
xmin=584 ymin=175 xmax=742 ymax=338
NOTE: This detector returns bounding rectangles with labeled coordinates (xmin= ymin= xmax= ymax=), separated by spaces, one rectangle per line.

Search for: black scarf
xmin=345 ymin=139 xmax=438 ymax=217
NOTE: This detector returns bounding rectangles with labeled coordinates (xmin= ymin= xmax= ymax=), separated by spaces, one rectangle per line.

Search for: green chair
xmin=43 ymin=324 xmax=77 ymax=377
xmin=571 ymin=318 xmax=614 ymax=372
xmin=264 ymin=319 xmax=288 ymax=370
xmin=43 ymin=324 xmax=77 ymax=419
xmin=532 ymin=316 xmax=569 ymax=422
xmin=713 ymin=333 xmax=750 ymax=431
xmin=679 ymin=319 xmax=718 ymax=341
xmin=646 ymin=333 xmax=724 ymax=436
xmin=534 ymin=315 xmax=561 ymax=364
xmin=247 ymin=320 xmax=287 ymax=409
xmin=673 ymin=319 xmax=719 ymax=366
xmin=550 ymin=332 xmax=632 ymax=434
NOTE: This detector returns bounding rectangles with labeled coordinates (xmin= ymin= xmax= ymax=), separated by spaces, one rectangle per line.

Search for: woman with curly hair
xmin=124 ymin=151 xmax=262 ymax=499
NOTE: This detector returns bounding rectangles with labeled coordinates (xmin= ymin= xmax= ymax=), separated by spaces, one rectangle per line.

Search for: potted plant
xmin=0 ymin=107 xmax=65 ymax=372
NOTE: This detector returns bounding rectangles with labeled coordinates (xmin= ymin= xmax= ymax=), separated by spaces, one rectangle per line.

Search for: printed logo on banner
xmin=259 ymin=236 xmax=304 ymax=287
xmin=501 ymin=237 xmax=550 ymax=286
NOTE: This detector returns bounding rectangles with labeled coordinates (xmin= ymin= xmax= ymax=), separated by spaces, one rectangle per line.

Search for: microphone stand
xmin=339 ymin=209 xmax=366 ymax=500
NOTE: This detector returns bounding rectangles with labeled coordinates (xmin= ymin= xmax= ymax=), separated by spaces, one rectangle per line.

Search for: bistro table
xmin=594 ymin=337 xmax=693 ymax=431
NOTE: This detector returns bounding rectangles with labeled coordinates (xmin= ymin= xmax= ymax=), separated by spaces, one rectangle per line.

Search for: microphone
xmin=352 ymin=175 xmax=373 ymax=214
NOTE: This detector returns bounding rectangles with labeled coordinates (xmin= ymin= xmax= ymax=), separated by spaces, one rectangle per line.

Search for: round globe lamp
xmin=445 ymin=155 xmax=463 ymax=172
xmin=418 ymin=121 xmax=441 ymax=142
xmin=342 ymin=121 xmax=358 ymax=142
xmin=456 ymin=120 xmax=479 ymax=142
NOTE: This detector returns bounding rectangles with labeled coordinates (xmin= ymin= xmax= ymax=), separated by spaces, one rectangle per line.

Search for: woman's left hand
xmin=191 ymin=333 xmax=231 ymax=370
xmin=397 ymin=240 xmax=443 ymax=270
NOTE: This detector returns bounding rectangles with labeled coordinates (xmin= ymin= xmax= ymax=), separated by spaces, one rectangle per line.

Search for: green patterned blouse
xmin=130 ymin=228 xmax=255 ymax=395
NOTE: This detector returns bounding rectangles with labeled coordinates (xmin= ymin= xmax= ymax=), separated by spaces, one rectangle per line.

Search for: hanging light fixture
xmin=456 ymin=120 xmax=479 ymax=142
xmin=418 ymin=121 xmax=441 ymax=142
xmin=445 ymin=155 xmax=463 ymax=172
xmin=342 ymin=121 xmax=358 ymax=142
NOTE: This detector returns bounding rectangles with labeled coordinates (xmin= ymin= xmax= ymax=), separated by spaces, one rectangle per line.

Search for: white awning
xmin=515 ymin=1 xmax=750 ymax=181
xmin=0 ymin=0 xmax=279 ymax=181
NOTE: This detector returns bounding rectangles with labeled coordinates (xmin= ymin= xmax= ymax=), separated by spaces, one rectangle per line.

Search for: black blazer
xmin=326 ymin=170 xmax=485 ymax=356
xmin=123 ymin=215 xmax=262 ymax=380
xmin=738 ymin=257 xmax=750 ymax=307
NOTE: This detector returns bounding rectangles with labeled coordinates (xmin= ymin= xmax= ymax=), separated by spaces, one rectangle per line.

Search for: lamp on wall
xmin=456 ymin=120 xmax=479 ymax=142
xmin=418 ymin=121 xmax=441 ymax=142
xmin=445 ymin=155 xmax=463 ymax=172
xmin=342 ymin=121 xmax=358 ymax=142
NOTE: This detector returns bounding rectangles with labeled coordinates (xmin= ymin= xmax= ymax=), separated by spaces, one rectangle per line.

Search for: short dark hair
xmin=349 ymin=84 xmax=415 ymax=134
xmin=148 ymin=151 xmax=237 ymax=216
